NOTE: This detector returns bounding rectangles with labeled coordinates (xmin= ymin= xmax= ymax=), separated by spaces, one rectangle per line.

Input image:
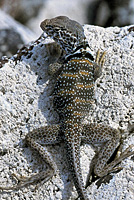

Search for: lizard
xmin=0 ymin=16 xmax=134 ymax=200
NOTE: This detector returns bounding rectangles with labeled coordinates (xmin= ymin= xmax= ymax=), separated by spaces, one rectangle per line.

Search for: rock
xmin=0 ymin=22 xmax=134 ymax=200
xmin=0 ymin=28 xmax=24 ymax=58
xmin=0 ymin=10 xmax=37 ymax=59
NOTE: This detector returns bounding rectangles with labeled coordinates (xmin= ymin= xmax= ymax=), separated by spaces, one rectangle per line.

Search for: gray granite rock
xmin=0 ymin=23 xmax=134 ymax=200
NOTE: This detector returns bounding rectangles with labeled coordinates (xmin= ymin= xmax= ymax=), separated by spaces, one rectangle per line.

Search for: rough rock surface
xmin=0 ymin=24 xmax=134 ymax=200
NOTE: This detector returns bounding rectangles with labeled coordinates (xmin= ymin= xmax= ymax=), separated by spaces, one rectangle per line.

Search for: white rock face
xmin=0 ymin=24 xmax=134 ymax=200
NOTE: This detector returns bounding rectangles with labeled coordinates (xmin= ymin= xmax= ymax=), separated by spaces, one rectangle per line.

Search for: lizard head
xmin=40 ymin=16 xmax=85 ymax=55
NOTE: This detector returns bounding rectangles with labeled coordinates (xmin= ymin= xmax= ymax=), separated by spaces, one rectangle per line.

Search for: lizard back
xmin=53 ymin=42 xmax=99 ymax=123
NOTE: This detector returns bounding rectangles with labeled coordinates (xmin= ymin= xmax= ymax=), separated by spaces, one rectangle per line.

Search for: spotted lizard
xmin=0 ymin=16 xmax=134 ymax=200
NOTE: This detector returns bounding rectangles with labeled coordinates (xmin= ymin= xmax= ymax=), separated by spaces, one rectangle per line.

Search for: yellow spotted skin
xmin=1 ymin=16 xmax=134 ymax=200
xmin=53 ymin=58 xmax=95 ymax=122
xmin=52 ymin=55 xmax=98 ymax=199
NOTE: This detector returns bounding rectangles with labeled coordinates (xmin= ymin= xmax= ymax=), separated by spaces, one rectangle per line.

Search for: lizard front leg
xmin=0 ymin=124 xmax=62 ymax=190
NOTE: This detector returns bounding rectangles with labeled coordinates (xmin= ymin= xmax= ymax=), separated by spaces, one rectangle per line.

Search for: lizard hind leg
xmin=82 ymin=123 xmax=134 ymax=186
xmin=0 ymin=124 xmax=62 ymax=191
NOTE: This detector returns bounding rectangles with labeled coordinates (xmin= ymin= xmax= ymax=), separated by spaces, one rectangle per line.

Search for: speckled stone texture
xmin=0 ymin=24 xmax=134 ymax=200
